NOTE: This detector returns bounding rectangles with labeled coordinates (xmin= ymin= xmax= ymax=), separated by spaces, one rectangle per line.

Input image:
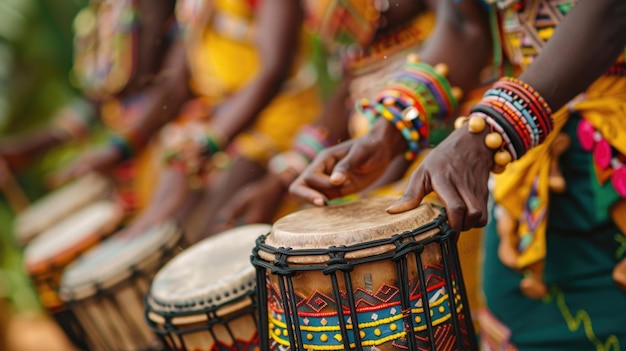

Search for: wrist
xmin=369 ymin=118 xmax=408 ymax=157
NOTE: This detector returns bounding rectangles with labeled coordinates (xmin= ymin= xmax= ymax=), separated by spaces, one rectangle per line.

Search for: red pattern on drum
xmin=267 ymin=264 xmax=472 ymax=350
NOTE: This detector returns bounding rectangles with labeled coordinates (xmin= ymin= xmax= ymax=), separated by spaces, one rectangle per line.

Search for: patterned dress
xmin=479 ymin=1 xmax=626 ymax=349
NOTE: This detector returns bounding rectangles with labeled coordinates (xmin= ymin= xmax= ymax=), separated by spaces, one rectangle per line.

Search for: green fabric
xmin=483 ymin=116 xmax=626 ymax=350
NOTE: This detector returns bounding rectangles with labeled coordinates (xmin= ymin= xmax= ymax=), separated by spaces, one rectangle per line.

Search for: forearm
xmin=519 ymin=0 xmax=626 ymax=110
xmin=208 ymin=70 xmax=289 ymax=143
xmin=122 ymin=39 xmax=193 ymax=147
xmin=208 ymin=0 xmax=304 ymax=144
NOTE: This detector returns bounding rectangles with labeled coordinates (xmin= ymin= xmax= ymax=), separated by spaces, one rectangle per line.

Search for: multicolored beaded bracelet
xmin=354 ymin=54 xmax=462 ymax=161
xmin=268 ymin=125 xmax=333 ymax=187
xmin=109 ymin=127 xmax=147 ymax=161
xmin=164 ymin=128 xmax=226 ymax=178
xmin=293 ymin=125 xmax=331 ymax=163
xmin=469 ymin=77 xmax=553 ymax=160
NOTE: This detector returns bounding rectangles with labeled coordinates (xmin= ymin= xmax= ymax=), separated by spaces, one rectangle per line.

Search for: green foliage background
xmin=0 ymin=0 xmax=88 ymax=312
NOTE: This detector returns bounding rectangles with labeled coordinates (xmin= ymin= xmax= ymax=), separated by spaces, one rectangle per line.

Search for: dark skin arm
xmin=49 ymin=38 xmax=192 ymax=186
xmin=388 ymin=0 xmax=626 ymax=231
xmin=290 ymin=0 xmax=492 ymax=206
xmin=120 ymin=0 xmax=176 ymax=96
xmin=207 ymin=0 xmax=306 ymax=144
xmin=216 ymin=76 xmax=353 ymax=226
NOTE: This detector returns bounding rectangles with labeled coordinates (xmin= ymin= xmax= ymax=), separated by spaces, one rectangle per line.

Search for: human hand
xmin=290 ymin=119 xmax=406 ymax=205
xmin=216 ymin=173 xmax=286 ymax=230
xmin=386 ymin=127 xmax=495 ymax=231
xmin=48 ymin=144 xmax=122 ymax=187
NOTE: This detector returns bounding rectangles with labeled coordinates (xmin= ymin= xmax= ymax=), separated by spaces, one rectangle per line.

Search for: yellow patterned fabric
xmin=72 ymin=0 xmax=139 ymax=99
xmin=498 ymin=0 xmax=577 ymax=68
xmin=177 ymin=0 xmax=320 ymax=164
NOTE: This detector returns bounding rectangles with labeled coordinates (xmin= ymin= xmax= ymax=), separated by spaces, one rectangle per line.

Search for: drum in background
xmin=145 ymin=224 xmax=271 ymax=351
xmin=251 ymin=197 xmax=477 ymax=351
xmin=59 ymin=221 xmax=185 ymax=351
xmin=23 ymin=200 xmax=123 ymax=349
xmin=14 ymin=173 xmax=112 ymax=245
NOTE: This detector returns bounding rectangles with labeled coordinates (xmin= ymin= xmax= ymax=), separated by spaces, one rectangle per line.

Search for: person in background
xmin=290 ymin=0 xmax=626 ymax=349
xmin=217 ymin=0 xmax=489 ymax=325
xmin=101 ymin=0 xmax=321 ymax=243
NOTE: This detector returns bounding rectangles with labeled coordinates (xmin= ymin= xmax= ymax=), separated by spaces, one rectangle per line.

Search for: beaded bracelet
xmin=267 ymin=125 xmax=333 ymax=187
xmin=354 ymin=54 xmax=462 ymax=161
xmin=456 ymin=77 xmax=553 ymax=172
xmin=165 ymin=128 xmax=225 ymax=178
xmin=109 ymin=127 xmax=147 ymax=161
xmin=268 ymin=151 xmax=310 ymax=188
xmin=292 ymin=125 xmax=332 ymax=163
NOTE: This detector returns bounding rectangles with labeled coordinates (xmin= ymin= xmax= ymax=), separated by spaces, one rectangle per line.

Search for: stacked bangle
xmin=456 ymin=77 xmax=553 ymax=173
xmin=165 ymin=127 xmax=226 ymax=179
xmin=109 ymin=128 xmax=146 ymax=161
xmin=268 ymin=125 xmax=332 ymax=187
xmin=355 ymin=54 xmax=462 ymax=161
xmin=470 ymin=77 xmax=553 ymax=160
xmin=292 ymin=125 xmax=331 ymax=163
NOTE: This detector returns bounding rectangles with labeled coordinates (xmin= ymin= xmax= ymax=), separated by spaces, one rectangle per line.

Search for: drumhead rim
xmin=146 ymin=224 xmax=270 ymax=314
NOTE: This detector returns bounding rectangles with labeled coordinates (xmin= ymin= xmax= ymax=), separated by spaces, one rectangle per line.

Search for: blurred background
xmin=1 ymin=0 xmax=89 ymax=349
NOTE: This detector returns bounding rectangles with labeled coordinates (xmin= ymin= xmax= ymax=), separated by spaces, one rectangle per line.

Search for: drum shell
xmin=60 ymin=224 xmax=185 ymax=351
xmin=252 ymin=201 xmax=477 ymax=351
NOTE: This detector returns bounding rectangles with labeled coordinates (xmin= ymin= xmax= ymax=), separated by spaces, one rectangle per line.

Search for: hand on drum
xmin=216 ymin=173 xmax=286 ymax=230
xmin=387 ymin=127 xmax=495 ymax=231
xmin=289 ymin=120 xmax=406 ymax=206
xmin=48 ymin=144 xmax=122 ymax=187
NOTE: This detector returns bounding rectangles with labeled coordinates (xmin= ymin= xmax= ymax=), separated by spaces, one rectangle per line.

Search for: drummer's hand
xmin=48 ymin=144 xmax=122 ymax=187
xmin=290 ymin=120 xmax=407 ymax=206
xmin=217 ymin=173 xmax=286 ymax=229
xmin=386 ymin=127 xmax=495 ymax=231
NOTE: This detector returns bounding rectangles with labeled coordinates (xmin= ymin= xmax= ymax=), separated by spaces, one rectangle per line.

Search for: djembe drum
xmin=14 ymin=173 xmax=112 ymax=245
xmin=145 ymin=224 xmax=271 ymax=350
xmin=23 ymin=200 xmax=124 ymax=349
xmin=251 ymin=197 xmax=477 ymax=351
xmin=59 ymin=221 xmax=185 ymax=351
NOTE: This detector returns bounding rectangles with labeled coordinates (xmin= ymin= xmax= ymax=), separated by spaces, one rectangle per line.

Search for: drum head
xmin=60 ymin=221 xmax=182 ymax=298
xmin=24 ymin=201 xmax=123 ymax=273
xmin=149 ymin=224 xmax=271 ymax=314
xmin=267 ymin=197 xmax=440 ymax=250
xmin=14 ymin=173 xmax=111 ymax=244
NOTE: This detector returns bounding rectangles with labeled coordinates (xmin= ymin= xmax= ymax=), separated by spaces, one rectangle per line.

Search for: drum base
xmin=51 ymin=308 xmax=89 ymax=350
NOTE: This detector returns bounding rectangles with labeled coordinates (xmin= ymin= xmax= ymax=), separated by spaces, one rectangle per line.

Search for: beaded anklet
xmin=355 ymin=54 xmax=462 ymax=161
xmin=455 ymin=77 xmax=553 ymax=173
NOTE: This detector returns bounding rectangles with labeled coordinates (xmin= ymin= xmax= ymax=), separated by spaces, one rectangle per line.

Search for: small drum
xmin=145 ymin=224 xmax=271 ymax=351
xmin=251 ymin=197 xmax=477 ymax=351
xmin=24 ymin=200 xmax=124 ymax=348
xmin=59 ymin=221 xmax=185 ymax=351
xmin=14 ymin=173 xmax=112 ymax=245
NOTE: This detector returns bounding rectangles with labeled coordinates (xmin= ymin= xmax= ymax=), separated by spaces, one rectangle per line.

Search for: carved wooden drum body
xmin=59 ymin=221 xmax=184 ymax=351
xmin=252 ymin=197 xmax=477 ymax=351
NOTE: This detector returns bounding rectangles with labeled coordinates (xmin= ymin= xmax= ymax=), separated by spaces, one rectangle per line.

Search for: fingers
xmin=289 ymin=142 xmax=353 ymax=205
xmin=288 ymin=177 xmax=329 ymax=206
xmin=386 ymin=168 xmax=430 ymax=214
xmin=387 ymin=167 xmax=489 ymax=232
xmin=429 ymin=178 xmax=468 ymax=232
xmin=330 ymin=140 xmax=373 ymax=185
